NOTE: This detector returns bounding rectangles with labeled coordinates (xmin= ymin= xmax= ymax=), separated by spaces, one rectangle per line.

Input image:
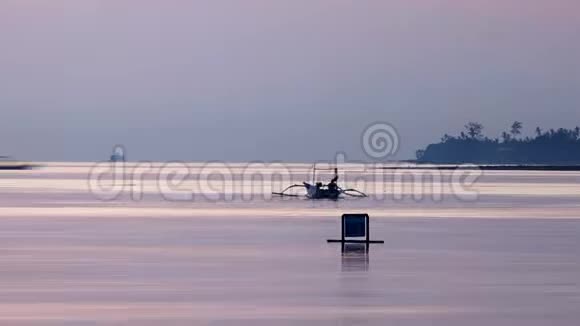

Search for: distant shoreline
xmin=3 ymin=161 xmax=580 ymax=172
xmin=381 ymin=164 xmax=580 ymax=171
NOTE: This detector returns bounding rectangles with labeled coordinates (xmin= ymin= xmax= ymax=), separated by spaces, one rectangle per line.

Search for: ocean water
xmin=0 ymin=163 xmax=579 ymax=325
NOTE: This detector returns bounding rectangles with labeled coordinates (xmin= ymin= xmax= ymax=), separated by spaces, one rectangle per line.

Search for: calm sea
xmin=0 ymin=163 xmax=578 ymax=325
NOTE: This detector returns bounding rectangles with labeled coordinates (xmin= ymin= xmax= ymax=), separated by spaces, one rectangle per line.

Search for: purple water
xmin=0 ymin=163 xmax=578 ymax=325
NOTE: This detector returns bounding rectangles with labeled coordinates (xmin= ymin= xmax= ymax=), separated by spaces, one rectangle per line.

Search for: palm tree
xmin=464 ymin=122 xmax=484 ymax=139
xmin=510 ymin=121 xmax=523 ymax=139
xmin=535 ymin=127 xmax=543 ymax=138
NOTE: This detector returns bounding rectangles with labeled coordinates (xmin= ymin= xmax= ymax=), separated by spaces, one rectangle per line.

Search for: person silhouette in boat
xmin=327 ymin=168 xmax=339 ymax=193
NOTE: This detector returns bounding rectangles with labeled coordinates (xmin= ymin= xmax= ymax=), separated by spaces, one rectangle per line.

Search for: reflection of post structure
xmin=327 ymin=214 xmax=384 ymax=249
xmin=341 ymin=243 xmax=369 ymax=272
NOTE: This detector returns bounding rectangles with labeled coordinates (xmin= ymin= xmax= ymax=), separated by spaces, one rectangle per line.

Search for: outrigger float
xmin=272 ymin=165 xmax=368 ymax=199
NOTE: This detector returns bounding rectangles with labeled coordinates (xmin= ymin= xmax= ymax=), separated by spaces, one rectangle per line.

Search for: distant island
xmin=416 ymin=122 xmax=580 ymax=164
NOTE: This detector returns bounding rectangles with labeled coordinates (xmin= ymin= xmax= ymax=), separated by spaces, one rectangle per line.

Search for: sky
xmin=1 ymin=0 xmax=579 ymax=162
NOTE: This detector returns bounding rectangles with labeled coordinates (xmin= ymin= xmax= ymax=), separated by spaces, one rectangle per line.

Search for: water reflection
xmin=341 ymin=243 xmax=369 ymax=272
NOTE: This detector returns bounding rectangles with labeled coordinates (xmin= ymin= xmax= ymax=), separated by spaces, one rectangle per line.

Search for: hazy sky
xmin=1 ymin=0 xmax=579 ymax=162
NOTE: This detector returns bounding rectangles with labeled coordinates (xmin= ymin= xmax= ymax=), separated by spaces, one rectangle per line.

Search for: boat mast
xmin=311 ymin=163 xmax=316 ymax=184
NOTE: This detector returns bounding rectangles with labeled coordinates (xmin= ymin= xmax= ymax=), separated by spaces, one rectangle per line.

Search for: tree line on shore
xmin=416 ymin=122 xmax=580 ymax=164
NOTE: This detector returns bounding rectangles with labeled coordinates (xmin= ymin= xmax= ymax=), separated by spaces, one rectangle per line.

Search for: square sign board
xmin=328 ymin=213 xmax=384 ymax=244
xmin=343 ymin=214 xmax=367 ymax=238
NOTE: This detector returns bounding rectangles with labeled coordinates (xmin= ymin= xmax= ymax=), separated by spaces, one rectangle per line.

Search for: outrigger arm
xmin=338 ymin=188 xmax=368 ymax=198
xmin=271 ymin=184 xmax=306 ymax=197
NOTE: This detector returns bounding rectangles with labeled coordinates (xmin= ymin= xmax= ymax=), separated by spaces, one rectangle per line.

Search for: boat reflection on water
xmin=341 ymin=243 xmax=369 ymax=272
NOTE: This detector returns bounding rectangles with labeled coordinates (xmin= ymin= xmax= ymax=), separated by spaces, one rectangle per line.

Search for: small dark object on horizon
xmin=0 ymin=157 xmax=35 ymax=170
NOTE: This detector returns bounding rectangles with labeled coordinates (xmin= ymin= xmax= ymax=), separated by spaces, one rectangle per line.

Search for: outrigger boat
xmin=272 ymin=165 xmax=368 ymax=199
